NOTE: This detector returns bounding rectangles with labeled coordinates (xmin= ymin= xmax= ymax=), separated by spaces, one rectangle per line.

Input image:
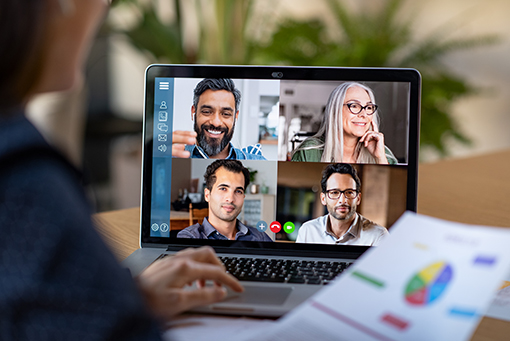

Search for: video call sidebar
xmin=150 ymin=77 xmax=174 ymax=237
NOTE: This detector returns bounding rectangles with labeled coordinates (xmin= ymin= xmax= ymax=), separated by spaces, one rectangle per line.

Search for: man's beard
xmin=215 ymin=202 xmax=241 ymax=222
xmin=328 ymin=203 xmax=356 ymax=222
xmin=194 ymin=120 xmax=235 ymax=157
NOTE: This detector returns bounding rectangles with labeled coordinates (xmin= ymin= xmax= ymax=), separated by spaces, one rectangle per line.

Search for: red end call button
xmin=269 ymin=221 xmax=282 ymax=233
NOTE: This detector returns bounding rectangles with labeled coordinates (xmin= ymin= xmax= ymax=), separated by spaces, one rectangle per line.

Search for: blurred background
xmin=27 ymin=0 xmax=510 ymax=212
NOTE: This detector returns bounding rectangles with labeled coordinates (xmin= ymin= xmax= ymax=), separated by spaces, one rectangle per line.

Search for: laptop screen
xmin=141 ymin=65 xmax=420 ymax=258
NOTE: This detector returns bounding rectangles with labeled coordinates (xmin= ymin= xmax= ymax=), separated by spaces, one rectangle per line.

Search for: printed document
xmin=243 ymin=212 xmax=510 ymax=341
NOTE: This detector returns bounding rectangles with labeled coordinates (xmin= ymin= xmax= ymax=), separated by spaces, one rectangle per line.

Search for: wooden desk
xmin=92 ymin=209 xmax=188 ymax=260
xmin=418 ymin=149 xmax=510 ymax=228
xmin=93 ymin=149 xmax=510 ymax=340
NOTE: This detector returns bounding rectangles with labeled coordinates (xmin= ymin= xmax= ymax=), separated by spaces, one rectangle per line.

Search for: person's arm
xmin=291 ymin=138 xmax=323 ymax=162
xmin=384 ymin=146 xmax=398 ymax=165
xmin=371 ymin=226 xmax=390 ymax=246
xmin=0 ymin=154 xmax=162 ymax=339
xmin=262 ymin=231 xmax=274 ymax=242
xmin=291 ymin=149 xmax=306 ymax=162
xmin=296 ymin=225 xmax=306 ymax=243
xmin=176 ymin=227 xmax=195 ymax=238
xmin=136 ymin=246 xmax=243 ymax=322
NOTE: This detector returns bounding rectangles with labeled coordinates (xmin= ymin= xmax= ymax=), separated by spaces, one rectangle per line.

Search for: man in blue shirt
xmin=173 ymin=78 xmax=266 ymax=160
xmin=178 ymin=160 xmax=272 ymax=241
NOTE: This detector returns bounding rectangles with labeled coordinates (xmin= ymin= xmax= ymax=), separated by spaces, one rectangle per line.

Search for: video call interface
xmin=149 ymin=76 xmax=412 ymax=247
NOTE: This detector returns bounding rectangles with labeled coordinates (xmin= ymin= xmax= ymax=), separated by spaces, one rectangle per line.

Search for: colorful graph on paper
xmin=405 ymin=261 xmax=453 ymax=306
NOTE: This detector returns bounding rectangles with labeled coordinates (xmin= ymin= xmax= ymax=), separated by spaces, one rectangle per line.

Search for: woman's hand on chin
xmin=359 ymin=123 xmax=388 ymax=164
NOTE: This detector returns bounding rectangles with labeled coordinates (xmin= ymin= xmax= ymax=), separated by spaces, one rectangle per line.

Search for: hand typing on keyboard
xmin=135 ymin=246 xmax=243 ymax=322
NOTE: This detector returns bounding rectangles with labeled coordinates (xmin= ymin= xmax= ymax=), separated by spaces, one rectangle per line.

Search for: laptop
xmin=123 ymin=64 xmax=421 ymax=317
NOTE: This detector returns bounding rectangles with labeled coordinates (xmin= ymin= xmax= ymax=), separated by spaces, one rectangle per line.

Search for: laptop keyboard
xmin=157 ymin=254 xmax=352 ymax=285
xmin=219 ymin=256 xmax=352 ymax=285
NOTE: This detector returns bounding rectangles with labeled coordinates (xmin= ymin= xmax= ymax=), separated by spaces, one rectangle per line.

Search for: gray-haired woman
xmin=292 ymin=82 xmax=397 ymax=164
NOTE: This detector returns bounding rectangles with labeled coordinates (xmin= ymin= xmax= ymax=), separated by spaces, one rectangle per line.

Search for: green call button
xmin=283 ymin=222 xmax=295 ymax=234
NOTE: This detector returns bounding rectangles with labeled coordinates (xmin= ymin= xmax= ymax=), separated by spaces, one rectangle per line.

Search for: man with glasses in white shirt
xmin=296 ymin=163 xmax=388 ymax=245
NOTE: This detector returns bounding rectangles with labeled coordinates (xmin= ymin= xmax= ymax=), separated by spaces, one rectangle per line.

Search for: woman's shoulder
xmin=0 ymin=113 xmax=91 ymax=235
xmin=384 ymin=145 xmax=398 ymax=165
xmin=291 ymin=137 xmax=324 ymax=162
xmin=299 ymin=136 xmax=324 ymax=147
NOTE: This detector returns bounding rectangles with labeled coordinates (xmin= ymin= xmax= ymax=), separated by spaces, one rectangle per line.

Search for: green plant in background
xmin=247 ymin=168 xmax=258 ymax=183
xmin=111 ymin=0 xmax=188 ymax=62
xmin=112 ymin=0 xmax=255 ymax=64
xmin=110 ymin=0 xmax=499 ymax=157
xmin=196 ymin=0 xmax=255 ymax=64
xmin=256 ymin=0 xmax=500 ymax=156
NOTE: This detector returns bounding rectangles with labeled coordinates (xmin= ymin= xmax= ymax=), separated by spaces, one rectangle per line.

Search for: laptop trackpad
xmin=223 ymin=286 xmax=292 ymax=305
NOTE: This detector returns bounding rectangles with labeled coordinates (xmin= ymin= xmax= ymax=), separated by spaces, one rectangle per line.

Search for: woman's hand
xmin=359 ymin=122 xmax=389 ymax=164
xmin=136 ymin=246 xmax=243 ymax=322
xmin=171 ymin=130 xmax=197 ymax=158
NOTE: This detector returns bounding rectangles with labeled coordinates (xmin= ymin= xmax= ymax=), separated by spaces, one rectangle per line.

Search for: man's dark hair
xmin=321 ymin=163 xmax=361 ymax=192
xmin=193 ymin=78 xmax=241 ymax=112
xmin=204 ymin=160 xmax=250 ymax=191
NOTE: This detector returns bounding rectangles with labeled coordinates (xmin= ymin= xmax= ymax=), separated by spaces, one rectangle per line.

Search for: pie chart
xmin=405 ymin=261 xmax=453 ymax=306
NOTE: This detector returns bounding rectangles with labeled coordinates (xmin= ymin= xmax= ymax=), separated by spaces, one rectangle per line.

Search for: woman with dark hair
xmin=291 ymin=82 xmax=397 ymax=164
xmin=0 ymin=0 xmax=242 ymax=338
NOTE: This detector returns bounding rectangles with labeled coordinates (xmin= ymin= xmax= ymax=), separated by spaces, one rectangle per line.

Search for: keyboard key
xmin=288 ymin=276 xmax=306 ymax=284
xmin=307 ymin=278 xmax=322 ymax=285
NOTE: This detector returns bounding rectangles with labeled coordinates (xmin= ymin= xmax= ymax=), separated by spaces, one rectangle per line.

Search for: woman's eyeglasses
xmin=344 ymin=102 xmax=378 ymax=115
